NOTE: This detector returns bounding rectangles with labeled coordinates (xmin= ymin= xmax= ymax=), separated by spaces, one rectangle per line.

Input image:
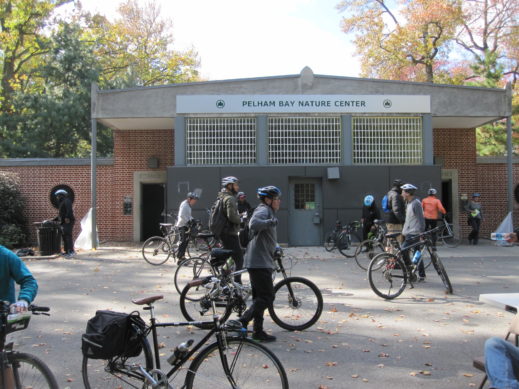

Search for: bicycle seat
xmin=159 ymin=223 xmax=173 ymax=227
xmin=385 ymin=232 xmax=401 ymax=239
xmin=132 ymin=295 xmax=164 ymax=305
xmin=198 ymin=231 xmax=215 ymax=239
xmin=210 ymin=248 xmax=234 ymax=266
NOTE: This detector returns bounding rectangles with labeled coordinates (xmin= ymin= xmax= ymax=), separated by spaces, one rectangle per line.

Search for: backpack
xmin=208 ymin=198 xmax=228 ymax=238
xmin=239 ymin=207 xmax=256 ymax=248
xmin=381 ymin=194 xmax=391 ymax=213
xmin=81 ymin=310 xmax=146 ymax=360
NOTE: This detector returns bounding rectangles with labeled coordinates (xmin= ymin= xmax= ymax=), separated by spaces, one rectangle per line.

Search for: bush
xmin=0 ymin=172 xmax=28 ymax=248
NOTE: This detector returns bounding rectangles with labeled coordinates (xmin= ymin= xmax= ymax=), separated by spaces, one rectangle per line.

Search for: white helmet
xmin=221 ymin=176 xmax=239 ymax=187
xmin=401 ymin=183 xmax=417 ymax=192
xmin=428 ymin=188 xmax=437 ymax=195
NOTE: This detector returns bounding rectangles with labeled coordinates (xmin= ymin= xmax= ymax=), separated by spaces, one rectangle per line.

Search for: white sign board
xmin=177 ymin=95 xmax=431 ymax=114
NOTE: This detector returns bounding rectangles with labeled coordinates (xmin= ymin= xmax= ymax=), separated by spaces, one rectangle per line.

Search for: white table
xmin=479 ymin=293 xmax=519 ymax=313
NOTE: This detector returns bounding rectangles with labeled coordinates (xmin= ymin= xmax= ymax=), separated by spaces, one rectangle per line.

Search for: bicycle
xmin=354 ymin=219 xmax=387 ymax=270
xmin=437 ymin=215 xmax=461 ymax=247
xmin=81 ymin=295 xmax=289 ymax=389
xmin=367 ymin=228 xmax=453 ymax=300
xmin=180 ymin=246 xmax=323 ymax=331
xmin=1 ymin=302 xmax=58 ymax=389
xmin=324 ymin=220 xmax=362 ymax=258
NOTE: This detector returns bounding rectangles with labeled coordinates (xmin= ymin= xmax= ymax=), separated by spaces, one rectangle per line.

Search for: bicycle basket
xmin=6 ymin=313 xmax=31 ymax=334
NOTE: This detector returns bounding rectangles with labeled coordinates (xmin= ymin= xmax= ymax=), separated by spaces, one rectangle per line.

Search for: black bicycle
xmin=1 ymin=302 xmax=58 ymax=389
xmin=180 ymin=247 xmax=323 ymax=331
xmin=354 ymin=219 xmax=387 ymax=270
xmin=82 ymin=295 xmax=289 ymax=388
xmin=367 ymin=228 xmax=453 ymax=300
xmin=324 ymin=220 xmax=362 ymax=257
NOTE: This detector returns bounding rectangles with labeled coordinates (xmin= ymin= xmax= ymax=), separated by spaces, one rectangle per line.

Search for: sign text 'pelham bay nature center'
xmin=176 ymin=95 xmax=431 ymax=114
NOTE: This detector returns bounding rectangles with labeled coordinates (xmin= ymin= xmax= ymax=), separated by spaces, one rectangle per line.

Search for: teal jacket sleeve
xmin=7 ymin=248 xmax=38 ymax=304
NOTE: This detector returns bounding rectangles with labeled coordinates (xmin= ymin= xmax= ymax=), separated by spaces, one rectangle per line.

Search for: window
xmin=352 ymin=117 xmax=423 ymax=165
xmin=268 ymin=117 xmax=341 ymax=165
xmin=294 ymin=183 xmax=315 ymax=210
xmin=185 ymin=117 xmax=256 ymax=165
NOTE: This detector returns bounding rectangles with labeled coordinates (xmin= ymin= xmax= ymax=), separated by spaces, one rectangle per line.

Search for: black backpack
xmin=209 ymin=198 xmax=228 ymax=238
xmin=239 ymin=207 xmax=256 ymax=248
xmin=81 ymin=310 xmax=146 ymax=360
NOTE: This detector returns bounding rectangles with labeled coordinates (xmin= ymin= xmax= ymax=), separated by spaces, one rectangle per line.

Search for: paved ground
xmin=9 ymin=240 xmax=519 ymax=388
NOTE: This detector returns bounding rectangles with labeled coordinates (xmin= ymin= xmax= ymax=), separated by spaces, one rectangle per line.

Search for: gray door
xmin=288 ymin=178 xmax=322 ymax=246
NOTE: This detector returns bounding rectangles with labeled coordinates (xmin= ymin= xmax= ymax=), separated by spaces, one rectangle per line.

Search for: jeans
xmin=61 ymin=221 xmax=75 ymax=254
xmin=425 ymin=219 xmax=438 ymax=247
xmin=177 ymin=226 xmax=189 ymax=259
xmin=468 ymin=217 xmax=481 ymax=244
xmin=239 ymin=268 xmax=275 ymax=332
xmin=219 ymin=234 xmax=244 ymax=283
xmin=485 ymin=337 xmax=519 ymax=389
xmin=401 ymin=234 xmax=425 ymax=278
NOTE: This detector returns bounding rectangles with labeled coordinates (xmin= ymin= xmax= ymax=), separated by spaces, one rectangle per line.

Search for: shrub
xmin=0 ymin=172 xmax=28 ymax=248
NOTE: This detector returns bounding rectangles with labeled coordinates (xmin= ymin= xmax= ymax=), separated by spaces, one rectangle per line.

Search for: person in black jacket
xmin=55 ymin=189 xmax=75 ymax=258
xmin=385 ymin=179 xmax=406 ymax=242
xmin=361 ymin=195 xmax=380 ymax=240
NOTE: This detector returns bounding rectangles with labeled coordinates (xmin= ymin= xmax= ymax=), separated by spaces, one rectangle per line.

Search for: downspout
xmin=91 ymin=83 xmax=98 ymax=249
xmin=506 ymin=82 xmax=513 ymax=214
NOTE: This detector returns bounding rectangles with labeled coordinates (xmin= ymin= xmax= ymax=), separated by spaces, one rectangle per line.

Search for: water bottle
xmin=412 ymin=250 xmax=422 ymax=264
xmin=167 ymin=339 xmax=194 ymax=365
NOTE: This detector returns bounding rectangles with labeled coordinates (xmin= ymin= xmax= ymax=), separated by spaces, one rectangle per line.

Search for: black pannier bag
xmin=81 ymin=310 xmax=146 ymax=359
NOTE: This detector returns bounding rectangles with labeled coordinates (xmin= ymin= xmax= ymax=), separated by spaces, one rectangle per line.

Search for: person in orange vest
xmin=421 ymin=188 xmax=447 ymax=250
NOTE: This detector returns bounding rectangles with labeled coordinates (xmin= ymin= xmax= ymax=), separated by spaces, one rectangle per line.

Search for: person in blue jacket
xmin=0 ymin=245 xmax=38 ymax=312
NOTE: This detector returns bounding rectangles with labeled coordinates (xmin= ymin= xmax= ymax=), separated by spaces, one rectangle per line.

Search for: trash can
xmin=34 ymin=220 xmax=61 ymax=255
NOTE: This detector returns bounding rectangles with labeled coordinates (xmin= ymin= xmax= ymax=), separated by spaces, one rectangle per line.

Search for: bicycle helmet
xmin=221 ymin=176 xmax=239 ymax=187
xmin=257 ymin=186 xmax=282 ymax=199
xmin=364 ymin=195 xmax=374 ymax=207
xmin=428 ymin=188 xmax=437 ymax=196
xmin=401 ymin=183 xmax=417 ymax=193
xmin=393 ymin=178 xmax=403 ymax=187
xmin=472 ymin=192 xmax=481 ymax=198
xmin=187 ymin=192 xmax=199 ymax=200
xmin=237 ymin=192 xmax=246 ymax=198
xmin=54 ymin=189 xmax=68 ymax=197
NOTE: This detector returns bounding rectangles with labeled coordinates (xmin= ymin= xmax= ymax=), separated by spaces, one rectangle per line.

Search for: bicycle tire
xmin=269 ymin=276 xmax=323 ymax=331
xmin=7 ymin=352 xmax=59 ymax=389
xmin=141 ymin=236 xmax=171 ymax=265
xmin=368 ymin=253 xmax=408 ymax=300
xmin=440 ymin=224 xmax=461 ymax=248
xmin=184 ymin=337 xmax=289 ymax=389
xmin=174 ymin=256 xmax=213 ymax=296
xmin=179 ymin=282 xmax=232 ymax=330
xmin=354 ymin=240 xmax=385 ymax=270
xmin=338 ymin=231 xmax=362 ymax=258
xmin=324 ymin=231 xmax=336 ymax=252
xmin=82 ymin=336 xmax=153 ymax=389
xmin=431 ymin=253 xmax=453 ymax=294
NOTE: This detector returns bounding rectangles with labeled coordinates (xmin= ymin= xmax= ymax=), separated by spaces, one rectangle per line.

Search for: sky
xmin=77 ymin=0 xmax=361 ymax=81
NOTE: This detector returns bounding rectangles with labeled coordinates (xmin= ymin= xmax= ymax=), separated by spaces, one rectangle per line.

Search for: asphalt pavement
xmin=9 ymin=240 xmax=519 ymax=389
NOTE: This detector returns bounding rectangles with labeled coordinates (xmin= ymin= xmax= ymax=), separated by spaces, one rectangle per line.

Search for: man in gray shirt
xmin=401 ymin=183 xmax=426 ymax=281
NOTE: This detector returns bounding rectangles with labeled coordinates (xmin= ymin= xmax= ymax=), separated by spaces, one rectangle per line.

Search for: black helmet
xmin=257 ymin=186 xmax=282 ymax=199
xmin=187 ymin=192 xmax=199 ymax=200
xmin=393 ymin=179 xmax=403 ymax=187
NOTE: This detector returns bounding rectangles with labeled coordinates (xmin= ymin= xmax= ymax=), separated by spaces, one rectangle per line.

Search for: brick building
xmin=0 ymin=68 xmax=514 ymax=246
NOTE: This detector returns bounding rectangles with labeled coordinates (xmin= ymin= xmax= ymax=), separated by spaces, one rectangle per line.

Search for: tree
xmin=337 ymin=0 xmax=463 ymax=82
xmin=0 ymin=171 xmax=28 ymax=248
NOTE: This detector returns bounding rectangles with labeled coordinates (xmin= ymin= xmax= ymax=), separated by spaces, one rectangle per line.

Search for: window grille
xmin=268 ymin=117 xmax=341 ymax=165
xmin=294 ymin=183 xmax=316 ymax=209
xmin=352 ymin=117 xmax=423 ymax=165
xmin=185 ymin=117 xmax=256 ymax=165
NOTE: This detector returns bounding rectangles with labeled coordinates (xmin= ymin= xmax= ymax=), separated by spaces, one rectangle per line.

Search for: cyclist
xmin=218 ymin=176 xmax=244 ymax=282
xmin=385 ymin=179 xmax=406 ymax=243
xmin=400 ymin=183 xmax=426 ymax=281
xmin=54 ymin=189 xmax=76 ymax=258
xmin=237 ymin=192 xmax=252 ymax=216
xmin=465 ymin=192 xmax=483 ymax=245
xmin=421 ymin=188 xmax=446 ymax=250
xmin=175 ymin=192 xmax=199 ymax=261
xmin=0 ymin=245 xmax=38 ymax=312
xmin=361 ymin=195 xmax=380 ymax=240
xmin=239 ymin=186 xmax=281 ymax=342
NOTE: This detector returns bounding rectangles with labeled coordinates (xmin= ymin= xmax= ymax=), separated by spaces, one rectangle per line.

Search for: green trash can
xmin=35 ymin=220 xmax=61 ymax=255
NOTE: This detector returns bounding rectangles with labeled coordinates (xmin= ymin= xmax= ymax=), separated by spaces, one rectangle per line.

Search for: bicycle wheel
xmin=368 ymin=253 xmax=408 ymax=300
xmin=174 ymin=256 xmax=213 ymax=296
xmin=440 ymin=224 xmax=461 ymax=248
xmin=141 ymin=236 xmax=171 ymax=265
xmin=82 ymin=336 xmax=153 ymax=389
xmin=269 ymin=276 xmax=323 ymax=331
xmin=354 ymin=240 xmax=385 ymax=270
xmin=324 ymin=231 xmax=336 ymax=252
xmin=179 ymin=282 xmax=232 ymax=329
xmin=8 ymin=352 xmax=59 ymax=389
xmin=420 ymin=247 xmax=433 ymax=270
xmin=185 ymin=337 xmax=289 ymax=389
xmin=431 ymin=253 xmax=453 ymax=294
xmin=337 ymin=232 xmax=353 ymax=257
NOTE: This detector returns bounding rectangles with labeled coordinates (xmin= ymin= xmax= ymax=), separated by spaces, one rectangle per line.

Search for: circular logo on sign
xmin=383 ymin=99 xmax=392 ymax=109
xmin=216 ymin=100 xmax=225 ymax=109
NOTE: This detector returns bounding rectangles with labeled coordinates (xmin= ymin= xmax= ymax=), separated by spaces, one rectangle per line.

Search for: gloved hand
xmin=267 ymin=218 xmax=278 ymax=227
xmin=10 ymin=300 xmax=29 ymax=313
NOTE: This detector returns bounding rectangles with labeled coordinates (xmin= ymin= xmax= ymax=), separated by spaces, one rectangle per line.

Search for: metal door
xmin=288 ymin=178 xmax=322 ymax=246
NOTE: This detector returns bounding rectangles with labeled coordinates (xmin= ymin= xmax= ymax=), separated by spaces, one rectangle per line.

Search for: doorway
xmin=141 ymin=183 xmax=165 ymax=241
xmin=288 ymin=178 xmax=323 ymax=246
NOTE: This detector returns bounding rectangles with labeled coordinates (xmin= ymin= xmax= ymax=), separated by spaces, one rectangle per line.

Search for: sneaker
xmin=64 ymin=253 xmax=73 ymax=259
xmin=418 ymin=277 xmax=426 ymax=282
xmin=252 ymin=331 xmax=276 ymax=342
